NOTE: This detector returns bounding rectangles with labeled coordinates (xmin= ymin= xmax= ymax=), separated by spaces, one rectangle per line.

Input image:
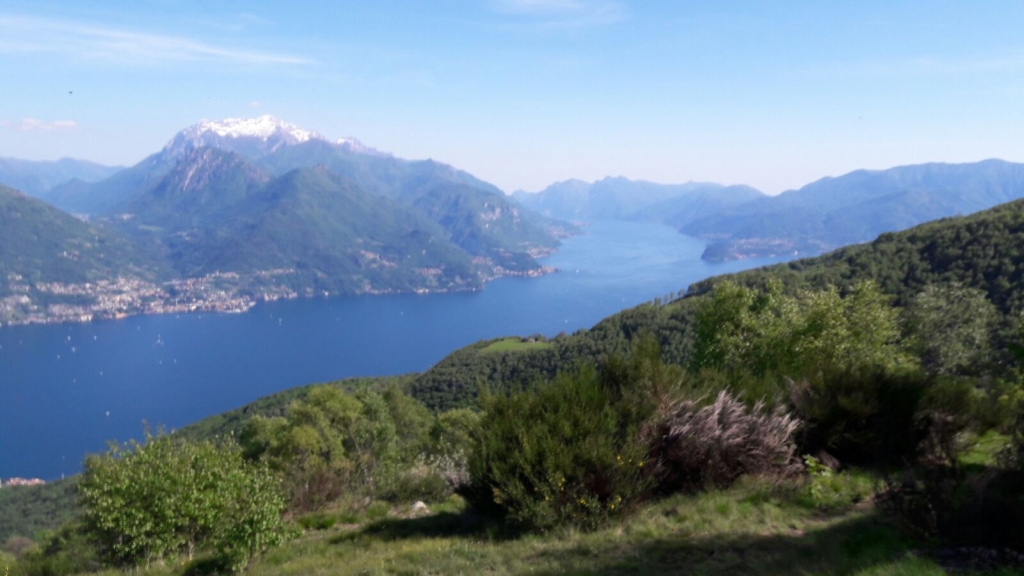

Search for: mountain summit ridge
xmin=163 ymin=115 xmax=376 ymax=159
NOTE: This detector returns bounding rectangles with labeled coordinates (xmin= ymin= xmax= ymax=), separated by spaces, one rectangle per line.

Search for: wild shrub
xmin=800 ymin=455 xmax=861 ymax=511
xmin=6 ymin=523 xmax=98 ymax=576
xmin=880 ymin=463 xmax=1024 ymax=549
xmin=789 ymin=369 xmax=930 ymax=465
xmin=645 ymin=391 xmax=801 ymax=493
xmin=282 ymin=464 xmax=349 ymax=514
xmin=385 ymin=456 xmax=455 ymax=503
xmin=880 ymin=383 xmax=1022 ymax=550
xmin=296 ymin=513 xmax=337 ymax=531
xmin=79 ymin=432 xmax=286 ymax=571
xmin=464 ymin=365 xmax=652 ymax=530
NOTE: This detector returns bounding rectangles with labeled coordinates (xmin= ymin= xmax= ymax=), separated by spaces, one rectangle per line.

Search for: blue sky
xmin=1 ymin=1 xmax=1022 ymax=193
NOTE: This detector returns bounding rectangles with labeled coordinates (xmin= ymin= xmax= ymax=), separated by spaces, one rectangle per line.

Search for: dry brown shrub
xmin=645 ymin=391 xmax=801 ymax=493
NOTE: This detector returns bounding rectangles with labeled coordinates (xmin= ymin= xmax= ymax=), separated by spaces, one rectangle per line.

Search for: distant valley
xmin=4 ymin=116 xmax=1024 ymax=327
xmin=514 ymin=160 xmax=1024 ymax=261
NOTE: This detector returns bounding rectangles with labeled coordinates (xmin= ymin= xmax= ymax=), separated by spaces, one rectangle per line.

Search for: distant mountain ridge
xmin=512 ymin=177 xmax=764 ymax=225
xmin=0 ymin=157 xmax=121 ymax=198
xmin=685 ymin=159 xmax=1024 ymax=260
xmin=514 ymin=159 xmax=1024 ymax=262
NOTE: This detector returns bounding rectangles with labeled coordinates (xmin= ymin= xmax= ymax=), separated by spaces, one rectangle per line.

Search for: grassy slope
xmin=73 ymin=480 xmax=1010 ymax=576
xmin=479 ymin=337 xmax=554 ymax=354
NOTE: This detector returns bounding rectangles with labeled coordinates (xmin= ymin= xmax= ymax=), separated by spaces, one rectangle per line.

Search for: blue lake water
xmin=0 ymin=222 xmax=790 ymax=479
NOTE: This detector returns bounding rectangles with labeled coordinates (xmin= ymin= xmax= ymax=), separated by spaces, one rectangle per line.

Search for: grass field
xmin=479 ymin=337 xmax=554 ymax=354
xmin=69 ymin=476 xmax=1018 ymax=576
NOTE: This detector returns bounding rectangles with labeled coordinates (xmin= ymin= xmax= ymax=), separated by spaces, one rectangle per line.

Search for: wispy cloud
xmin=491 ymin=0 xmax=625 ymax=29
xmin=0 ymin=15 xmax=311 ymax=66
xmin=1 ymin=119 xmax=79 ymax=132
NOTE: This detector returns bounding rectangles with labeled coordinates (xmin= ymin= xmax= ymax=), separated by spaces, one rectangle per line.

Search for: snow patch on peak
xmin=190 ymin=115 xmax=320 ymax=142
xmin=164 ymin=116 xmax=386 ymax=158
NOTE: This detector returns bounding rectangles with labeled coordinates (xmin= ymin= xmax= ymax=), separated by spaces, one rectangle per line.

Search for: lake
xmin=0 ymin=222 xmax=790 ymax=479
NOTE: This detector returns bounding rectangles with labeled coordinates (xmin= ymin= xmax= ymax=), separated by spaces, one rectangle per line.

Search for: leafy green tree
xmin=79 ymin=432 xmax=285 ymax=570
xmin=348 ymin=390 xmax=400 ymax=494
xmin=215 ymin=464 xmax=288 ymax=572
xmin=794 ymin=281 xmax=913 ymax=376
xmin=1010 ymin=313 xmax=1024 ymax=365
xmin=382 ymin=384 xmax=433 ymax=458
xmin=905 ymin=283 xmax=999 ymax=376
xmin=430 ymin=408 xmax=481 ymax=456
xmin=691 ymin=280 xmax=913 ymax=379
xmin=240 ymin=386 xmax=364 ymax=511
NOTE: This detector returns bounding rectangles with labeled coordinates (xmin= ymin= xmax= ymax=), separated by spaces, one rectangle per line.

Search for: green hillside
xmin=409 ymin=197 xmax=1024 ymax=411
xmin=159 ymin=166 xmax=482 ymax=293
xmin=0 ymin=185 xmax=162 ymax=320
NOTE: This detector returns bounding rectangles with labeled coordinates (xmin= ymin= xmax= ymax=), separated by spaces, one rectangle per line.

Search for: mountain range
xmin=0 ymin=157 xmax=121 ymax=198
xmin=0 ymin=116 xmax=568 ymax=325
xmin=684 ymin=159 xmax=1024 ymax=260
xmin=512 ymin=178 xmax=764 ymax=228
xmin=513 ymin=159 xmax=1024 ymax=261
xmin=4 ymin=115 xmax=1024 ymax=326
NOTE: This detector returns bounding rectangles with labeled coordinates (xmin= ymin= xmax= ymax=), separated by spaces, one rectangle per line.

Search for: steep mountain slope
xmin=42 ymin=152 xmax=177 ymax=215
xmin=685 ymin=159 xmax=1024 ymax=260
xmin=513 ymin=177 xmax=764 ymax=226
xmin=120 ymin=147 xmax=272 ymax=231
xmin=163 ymin=167 xmax=482 ymax=293
xmin=256 ymin=139 xmax=561 ymax=263
xmin=0 ymin=157 xmax=121 ymax=198
xmin=0 ymin=185 xmax=155 ymax=291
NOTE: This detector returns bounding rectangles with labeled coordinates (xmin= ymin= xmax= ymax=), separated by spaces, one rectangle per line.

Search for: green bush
xmin=464 ymin=365 xmax=652 ymax=531
xmin=79 ymin=432 xmax=286 ymax=571
xmin=297 ymin=513 xmax=337 ymax=531
xmin=789 ymin=369 xmax=930 ymax=465
xmin=8 ymin=522 xmax=99 ymax=576
xmin=385 ymin=459 xmax=454 ymax=504
xmin=801 ymin=456 xmax=859 ymax=511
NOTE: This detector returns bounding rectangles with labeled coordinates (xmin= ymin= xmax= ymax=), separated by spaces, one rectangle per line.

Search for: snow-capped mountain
xmin=162 ymin=115 xmax=377 ymax=159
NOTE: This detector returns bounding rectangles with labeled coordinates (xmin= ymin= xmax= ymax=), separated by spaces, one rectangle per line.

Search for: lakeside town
xmin=0 ymin=270 xmax=300 ymax=327
xmin=0 ymin=478 xmax=46 ymax=488
xmin=0 ymin=262 xmax=559 ymax=327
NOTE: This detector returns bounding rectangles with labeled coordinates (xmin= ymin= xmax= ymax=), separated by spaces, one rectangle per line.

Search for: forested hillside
xmin=409 ymin=197 xmax=1024 ymax=410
